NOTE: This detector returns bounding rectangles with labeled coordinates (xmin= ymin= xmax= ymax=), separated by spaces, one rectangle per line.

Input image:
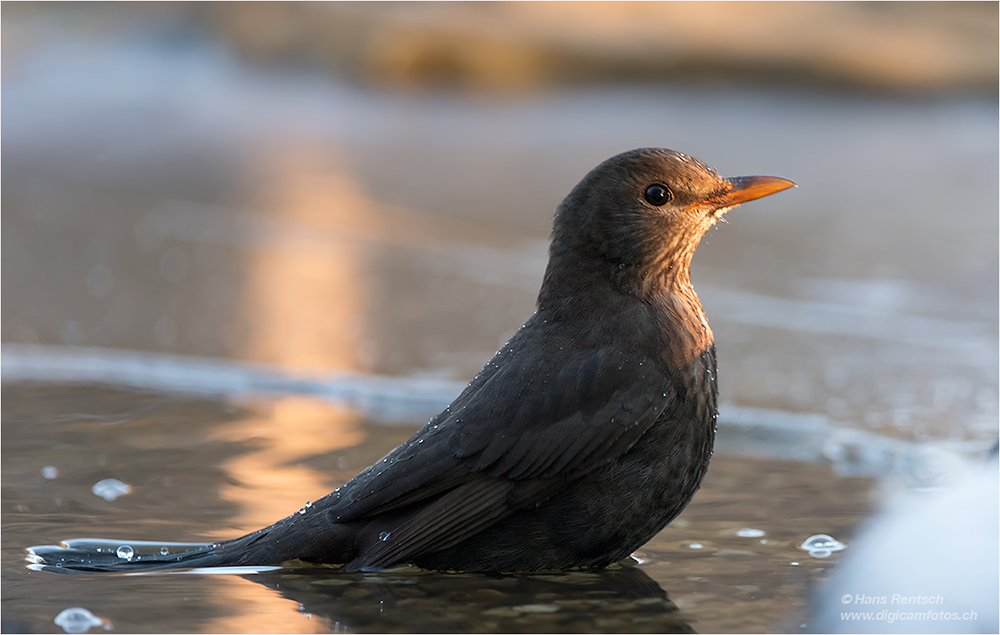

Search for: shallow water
xmin=3 ymin=384 xmax=873 ymax=634
xmin=2 ymin=14 xmax=997 ymax=635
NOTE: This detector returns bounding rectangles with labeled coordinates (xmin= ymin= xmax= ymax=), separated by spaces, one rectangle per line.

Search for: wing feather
xmin=322 ymin=319 xmax=675 ymax=568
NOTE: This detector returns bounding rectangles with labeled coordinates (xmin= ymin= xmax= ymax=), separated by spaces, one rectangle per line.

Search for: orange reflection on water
xmin=239 ymin=143 xmax=378 ymax=374
xmin=213 ymin=144 xmax=377 ymax=532
xmin=211 ymin=396 xmax=363 ymax=536
xmin=204 ymin=575 xmax=327 ymax=634
xmin=203 ymin=143 xmax=381 ymax=629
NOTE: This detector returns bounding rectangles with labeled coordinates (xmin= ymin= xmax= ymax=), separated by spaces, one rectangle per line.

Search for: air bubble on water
xmin=800 ymin=534 xmax=846 ymax=558
xmin=159 ymin=547 xmax=169 ymax=556
xmin=54 ymin=607 xmax=106 ymax=634
xmin=737 ymin=528 xmax=765 ymax=538
xmin=379 ymin=531 xmax=391 ymax=542
xmin=92 ymin=478 xmax=131 ymax=501
xmin=42 ymin=466 xmax=59 ymax=479
xmin=116 ymin=545 xmax=134 ymax=561
xmin=689 ymin=543 xmax=703 ymax=549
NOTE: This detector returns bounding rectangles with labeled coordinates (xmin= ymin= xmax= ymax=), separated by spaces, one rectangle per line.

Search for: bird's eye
xmin=644 ymin=184 xmax=673 ymax=206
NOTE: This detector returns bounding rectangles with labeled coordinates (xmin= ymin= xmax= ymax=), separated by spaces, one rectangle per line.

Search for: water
xmin=737 ymin=528 xmax=766 ymax=538
xmin=3 ymin=384 xmax=873 ymax=633
xmin=2 ymin=11 xmax=997 ymax=635
xmin=799 ymin=535 xmax=848 ymax=560
xmin=53 ymin=607 xmax=107 ymax=634
xmin=92 ymin=478 xmax=131 ymax=502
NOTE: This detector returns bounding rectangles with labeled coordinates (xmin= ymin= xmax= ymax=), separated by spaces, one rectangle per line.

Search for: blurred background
xmin=2 ymin=2 xmax=997 ymax=633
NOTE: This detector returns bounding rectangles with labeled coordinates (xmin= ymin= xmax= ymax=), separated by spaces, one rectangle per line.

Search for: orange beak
xmin=701 ymin=175 xmax=796 ymax=211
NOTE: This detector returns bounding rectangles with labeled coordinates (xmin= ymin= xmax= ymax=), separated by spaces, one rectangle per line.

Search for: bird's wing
xmin=450 ymin=341 xmax=671 ymax=480
xmin=325 ymin=333 xmax=674 ymax=567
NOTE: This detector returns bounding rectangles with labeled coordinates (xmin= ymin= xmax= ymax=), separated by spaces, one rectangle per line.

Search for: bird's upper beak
xmin=700 ymin=175 xmax=796 ymax=212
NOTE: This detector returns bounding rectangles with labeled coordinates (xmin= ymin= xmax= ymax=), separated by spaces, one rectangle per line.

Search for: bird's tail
xmin=27 ymin=512 xmax=354 ymax=574
xmin=26 ymin=538 xmax=250 ymax=574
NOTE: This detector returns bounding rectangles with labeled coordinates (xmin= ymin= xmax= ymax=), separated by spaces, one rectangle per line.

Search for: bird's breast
xmin=651 ymin=289 xmax=714 ymax=372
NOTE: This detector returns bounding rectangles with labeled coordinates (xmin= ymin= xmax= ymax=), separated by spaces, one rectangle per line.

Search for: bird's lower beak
xmin=702 ymin=175 xmax=796 ymax=211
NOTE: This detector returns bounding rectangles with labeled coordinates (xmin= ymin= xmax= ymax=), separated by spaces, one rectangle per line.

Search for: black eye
xmin=644 ymin=184 xmax=673 ymax=206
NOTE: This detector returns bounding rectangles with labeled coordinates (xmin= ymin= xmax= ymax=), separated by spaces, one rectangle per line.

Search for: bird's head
xmin=542 ymin=148 xmax=794 ymax=304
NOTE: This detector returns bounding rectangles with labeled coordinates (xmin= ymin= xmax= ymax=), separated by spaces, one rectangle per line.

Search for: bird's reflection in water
xmin=244 ymin=562 xmax=694 ymax=633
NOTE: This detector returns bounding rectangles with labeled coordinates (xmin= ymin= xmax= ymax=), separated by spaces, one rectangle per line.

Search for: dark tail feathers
xmin=26 ymin=538 xmax=267 ymax=574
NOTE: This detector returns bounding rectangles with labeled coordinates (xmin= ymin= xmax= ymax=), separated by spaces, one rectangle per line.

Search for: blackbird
xmin=29 ymin=148 xmax=794 ymax=573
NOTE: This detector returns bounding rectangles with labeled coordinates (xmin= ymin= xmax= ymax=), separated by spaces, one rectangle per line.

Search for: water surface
xmin=3 ymin=384 xmax=873 ymax=633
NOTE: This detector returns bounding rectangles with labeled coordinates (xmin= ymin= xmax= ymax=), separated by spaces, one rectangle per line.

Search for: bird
xmin=28 ymin=148 xmax=794 ymax=574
